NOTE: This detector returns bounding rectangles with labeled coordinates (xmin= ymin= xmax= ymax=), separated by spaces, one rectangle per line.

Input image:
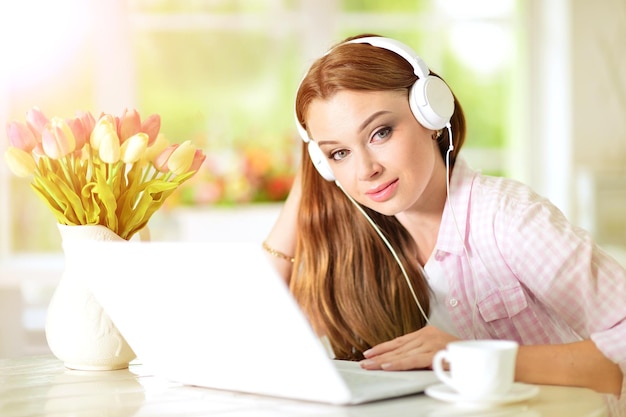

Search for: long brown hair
xmin=290 ymin=34 xmax=466 ymax=360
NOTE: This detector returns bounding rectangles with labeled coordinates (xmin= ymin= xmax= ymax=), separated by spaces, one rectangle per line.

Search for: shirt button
xmin=449 ymin=298 xmax=459 ymax=307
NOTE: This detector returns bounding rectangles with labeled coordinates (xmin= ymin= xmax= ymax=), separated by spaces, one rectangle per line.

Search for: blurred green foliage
xmin=7 ymin=0 xmax=514 ymax=250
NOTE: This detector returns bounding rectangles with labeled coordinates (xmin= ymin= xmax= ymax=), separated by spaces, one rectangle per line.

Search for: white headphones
xmin=295 ymin=36 xmax=455 ymax=182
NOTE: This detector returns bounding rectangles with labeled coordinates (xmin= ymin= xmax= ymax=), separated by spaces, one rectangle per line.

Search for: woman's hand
xmin=360 ymin=325 xmax=459 ymax=371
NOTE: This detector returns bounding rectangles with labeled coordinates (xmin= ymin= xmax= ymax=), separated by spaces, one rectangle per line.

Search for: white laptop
xmin=66 ymin=240 xmax=438 ymax=405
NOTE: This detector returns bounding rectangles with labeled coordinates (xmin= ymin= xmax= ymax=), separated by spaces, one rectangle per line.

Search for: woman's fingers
xmin=360 ymin=326 xmax=460 ymax=371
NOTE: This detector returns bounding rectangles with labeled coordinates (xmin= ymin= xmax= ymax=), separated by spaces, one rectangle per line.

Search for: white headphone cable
xmin=444 ymin=123 xmax=481 ymax=336
xmin=335 ymin=181 xmax=431 ymax=325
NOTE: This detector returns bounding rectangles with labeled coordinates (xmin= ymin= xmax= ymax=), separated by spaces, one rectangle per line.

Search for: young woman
xmin=263 ymin=34 xmax=626 ymax=410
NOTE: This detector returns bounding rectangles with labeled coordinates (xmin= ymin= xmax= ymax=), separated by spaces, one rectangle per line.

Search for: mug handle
xmin=432 ymin=350 xmax=455 ymax=389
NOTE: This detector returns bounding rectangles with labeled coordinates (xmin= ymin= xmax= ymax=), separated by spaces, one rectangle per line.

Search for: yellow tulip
xmin=4 ymin=147 xmax=37 ymax=177
xmin=167 ymin=140 xmax=195 ymax=176
xmin=120 ymin=132 xmax=148 ymax=164
xmin=90 ymin=115 xmax=116 ymax=152
xmin=98 ymin=130 xmax=121 ymax=164
xmin=91 ymin=116 xmax=120 ymax=164
xmin=143 ymin=133 xmax=169 ymax=163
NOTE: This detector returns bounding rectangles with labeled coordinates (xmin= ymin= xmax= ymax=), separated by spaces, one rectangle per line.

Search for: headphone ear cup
xmin=409 ymin=76 xmax=455 ymax=130
xmin=307 ymin=140 xmax=335 ymax=182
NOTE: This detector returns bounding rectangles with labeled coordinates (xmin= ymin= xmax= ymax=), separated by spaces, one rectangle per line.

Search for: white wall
xmin=571 ymin=0 xmax=626 ymax=172
xmin=570 ymin=0 xmax=626 ymax=247
xmin=518 ymin=0 xmax=626 ymax=248
xmin=518 ymin=0 xmax=573 ymax=217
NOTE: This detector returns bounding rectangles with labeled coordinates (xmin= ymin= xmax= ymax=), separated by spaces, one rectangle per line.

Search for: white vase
xmin=45 ymin=224 xmax=138 ymax=370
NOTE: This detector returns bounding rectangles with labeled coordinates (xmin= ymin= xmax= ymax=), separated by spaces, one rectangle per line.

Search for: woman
xmin=263 ymin=34 xmax=626 ymax=407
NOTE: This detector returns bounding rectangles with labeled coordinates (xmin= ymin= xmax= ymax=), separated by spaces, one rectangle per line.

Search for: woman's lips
xmin=365 ymin=179 xmax=399 ymax=202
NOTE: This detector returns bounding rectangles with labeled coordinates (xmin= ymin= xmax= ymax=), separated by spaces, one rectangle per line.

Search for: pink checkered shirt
xmin=437 ymin=158 xmax=626 ymax=412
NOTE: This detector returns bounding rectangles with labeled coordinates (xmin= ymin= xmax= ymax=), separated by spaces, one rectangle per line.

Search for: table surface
xmin=0 ymin=356 xmax=611 ymax=417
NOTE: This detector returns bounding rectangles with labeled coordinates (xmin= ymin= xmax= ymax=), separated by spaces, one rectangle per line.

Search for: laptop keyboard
xmin=340 ymin=367 xmax=421 ymax=384
xmin=335 ymin=360 xmax=433 ymax=385
xmin=331 ymin=359 xmax=440 ymax=403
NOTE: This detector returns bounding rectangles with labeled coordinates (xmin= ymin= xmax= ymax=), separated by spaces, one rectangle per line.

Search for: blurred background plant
xmin=171 ymin=142 xmax=296 ymax=207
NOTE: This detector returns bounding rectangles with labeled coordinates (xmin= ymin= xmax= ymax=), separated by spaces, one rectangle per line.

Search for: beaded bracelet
xmin=262 ymin=241 xmax=295 ymax=263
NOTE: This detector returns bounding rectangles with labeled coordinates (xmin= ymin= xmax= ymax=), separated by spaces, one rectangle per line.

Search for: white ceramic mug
xmin=432 ymin=340 xmax=519 ymax=400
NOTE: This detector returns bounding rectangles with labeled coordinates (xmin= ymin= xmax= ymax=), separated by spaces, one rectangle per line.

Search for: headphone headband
xmin=346 ymin=37 xmax=430 ymax=79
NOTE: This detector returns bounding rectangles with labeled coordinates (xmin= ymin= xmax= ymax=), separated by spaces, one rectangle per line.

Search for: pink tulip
xmin=75 ymin=110 xmax=96 ymax=135
xmin=140 ymin=114 xmax=161 ymax=146
xmin=153 ymin=144 xmax=177 ymax=173
xmin=188 ymin=149 xmax=207 ymax=174
xmin=118 ymin=108 xmax=141 ymax=142
xmin=25 ymin=107 xmax=49 ymax=137
xmin=41 ymin=117 xmax=76 ymax=159
xmin=66 ymin=117 xmax=89 ymax=151
xmin=7 ymin=121 xmax=39 ymax=152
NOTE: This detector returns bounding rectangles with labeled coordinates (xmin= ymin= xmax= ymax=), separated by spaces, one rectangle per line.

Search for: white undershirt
xmin=423 ymin=253 xmax=459 ymax=337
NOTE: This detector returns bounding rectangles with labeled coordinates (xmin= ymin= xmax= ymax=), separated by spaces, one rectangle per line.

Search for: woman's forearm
xmin=516 ymin=339 xmax=622 ymax=394
xmin=263 ymin=168 xmax=302 ymax=283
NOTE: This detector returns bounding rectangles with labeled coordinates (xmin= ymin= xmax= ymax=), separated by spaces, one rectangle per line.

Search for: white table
xmin=0 ymin=356 xmax=612 ymax=417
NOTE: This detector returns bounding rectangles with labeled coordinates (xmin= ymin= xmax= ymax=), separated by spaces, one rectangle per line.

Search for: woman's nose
xmin=357 ymin=151 xmax=382 ymax=180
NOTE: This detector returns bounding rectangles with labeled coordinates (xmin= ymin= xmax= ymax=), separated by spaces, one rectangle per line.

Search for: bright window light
xmin=0 ymin=0 xmax=89 ymax=87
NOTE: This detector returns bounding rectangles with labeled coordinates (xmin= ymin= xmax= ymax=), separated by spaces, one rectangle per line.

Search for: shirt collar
xmin=436 ymin=157 xmax=478 ymax=256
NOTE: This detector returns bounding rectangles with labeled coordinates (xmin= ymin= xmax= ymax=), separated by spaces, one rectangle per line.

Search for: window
xmin=0 ymin=0 xmax=517 ymax=258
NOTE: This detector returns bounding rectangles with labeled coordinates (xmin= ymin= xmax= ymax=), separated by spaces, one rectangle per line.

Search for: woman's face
xmin=305 ymin=89 xmax=445 ymax=216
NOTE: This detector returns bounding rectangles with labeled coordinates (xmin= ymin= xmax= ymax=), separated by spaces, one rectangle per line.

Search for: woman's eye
xmin=373 ymin=127 xmax=392 ymax=141
xmin=330 ymin=149 xmax=349 ymax=161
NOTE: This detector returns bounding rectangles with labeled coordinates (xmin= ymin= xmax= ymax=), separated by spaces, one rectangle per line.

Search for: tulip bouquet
xmin=4 ymin=107 xmax=206 ymax=240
